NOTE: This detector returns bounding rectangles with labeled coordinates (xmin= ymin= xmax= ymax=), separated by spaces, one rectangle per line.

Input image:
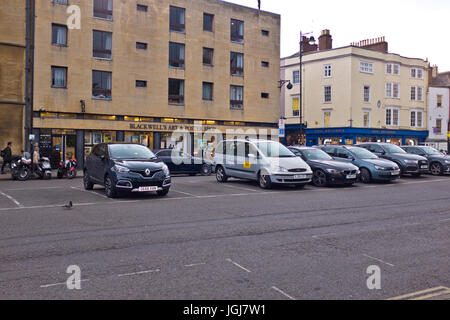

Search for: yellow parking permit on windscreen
xmin=244 ymin=162 xmax=251 ymax=169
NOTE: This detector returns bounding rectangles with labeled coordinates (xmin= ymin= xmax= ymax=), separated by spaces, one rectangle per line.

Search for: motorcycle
xmin=57 ymin=158 xmax=78 ymax=179
xmin=11 ymin=152 xmax=33 ymax=181
xmin=35 ymin=157 xmax=52 ymax=180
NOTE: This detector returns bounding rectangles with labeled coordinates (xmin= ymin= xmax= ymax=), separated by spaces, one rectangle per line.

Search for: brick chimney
xmin=318 ymin=29 xmax=332 ymax=50
xmin=301 ymin=36 xmax=318 ymax=53
xmin=351 ymin=37 xmax=388 ymax=53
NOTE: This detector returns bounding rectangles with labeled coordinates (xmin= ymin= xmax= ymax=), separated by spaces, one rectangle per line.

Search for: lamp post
xmin=298 ymin=31 xmax=315 ymax=145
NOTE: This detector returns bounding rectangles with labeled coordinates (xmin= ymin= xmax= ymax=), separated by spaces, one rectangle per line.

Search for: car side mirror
xmin=248 ymin=153 xmax=257 ymax=159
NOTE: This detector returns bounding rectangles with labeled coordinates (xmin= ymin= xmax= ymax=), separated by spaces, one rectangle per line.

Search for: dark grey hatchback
xmin=84 ymin=143 xmax=171 ymax=198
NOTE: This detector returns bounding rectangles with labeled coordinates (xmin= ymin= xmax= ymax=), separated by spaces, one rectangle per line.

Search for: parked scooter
xmin=35 ymin=157 xmax=52 ymax=180
xmin=57 ymin=158 xmax=78 ymax=179
xmin=11 ymin=152 xmax=33 ymax=181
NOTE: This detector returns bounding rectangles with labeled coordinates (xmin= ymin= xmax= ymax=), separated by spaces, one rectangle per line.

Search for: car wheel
xmin=104 ymin=175 xmax=118 ymax=198
xmin=201 ymin=164 xmax=212 ymax=176
xmin=430 ymin=162 xmax=443 ymax=176
xmin=312 ymin=170 xmax=327 ymax=187
xmin=258 ymin=172 xmax=272 ymax=189
xmin=216 ymin=166 xmax=228 ymax=183
xmin=83 ymin=171 xmax=94 ymax=190
xmin=360 ymin=168 xmax=371 ymax=184
xmin=157 ymin=189 xmax=169 ymax=196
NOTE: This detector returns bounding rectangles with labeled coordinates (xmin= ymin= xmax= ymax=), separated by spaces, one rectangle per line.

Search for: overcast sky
xmin=225 ymin=0 xmax=450 ymax=72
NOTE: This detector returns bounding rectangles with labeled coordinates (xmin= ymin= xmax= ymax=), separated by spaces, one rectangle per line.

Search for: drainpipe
xmin=25 ymin=0 xmax=35 ymax=152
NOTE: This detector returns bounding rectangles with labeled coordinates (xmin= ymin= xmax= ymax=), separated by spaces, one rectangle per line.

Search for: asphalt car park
xmin=0 ymin=173 xmax=449 ymax=300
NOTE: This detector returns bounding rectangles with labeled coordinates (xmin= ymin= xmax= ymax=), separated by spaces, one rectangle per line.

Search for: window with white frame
xmin=360 ymin=61 xmax=374 ymax=74
xmin=323 ymin=110 xmax=332 ymax=127
xmin=386 ymin=63 xmax=400 ymax=75
xmin=324 ymin=64 xmax=332 ymax=78
xmin=292 ymin=70 xmax=300 ymax=84
xmin=324 ymin=86 xmax=332 ymax=103
xmin=386 ymin=106 xmax=399 ymax=126
xmin=410 ymin=68 xmax=424 ymax=79
xmin=410 ymin=110 xmax=423 ymax=128
xmin=386 ymin=82 xmax=400 ymax=98
xmin=363 ymin=110 xmax=370 ymax=128
xmin=437 ymin=94 xmax=443 ymax=107
xmin=410 ymin=86 xmax=423 ymax=101
xmin=363 ymin=85 xmax=371 ymax=103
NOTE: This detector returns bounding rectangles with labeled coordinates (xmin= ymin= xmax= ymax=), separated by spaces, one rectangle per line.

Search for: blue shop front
xmin=284 ymin=126 xmax=429 ymax=147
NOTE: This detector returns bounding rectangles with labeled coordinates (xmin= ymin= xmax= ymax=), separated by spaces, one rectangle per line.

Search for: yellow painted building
xmin=0 ymin=0 xmax=28 ymax=154
xmin=30 ymin=0 xmax=280 ymax=165
xmin=281 ymin=31 xmax=429 ymax=146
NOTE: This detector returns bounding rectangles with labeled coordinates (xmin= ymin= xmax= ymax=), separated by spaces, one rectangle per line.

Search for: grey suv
xmin=357 ymin=143 xmax=428 ymax=176
xmin=402 ymin=145 xmax=450 ymax=176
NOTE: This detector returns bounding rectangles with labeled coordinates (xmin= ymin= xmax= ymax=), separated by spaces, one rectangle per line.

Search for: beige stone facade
xmin=281 ymin=36 xmax=430 ymax=146
xmin=30 ymin=0 xmax=280 ymax=163
xmin=0 ymin=0 xmax=27 ymax=154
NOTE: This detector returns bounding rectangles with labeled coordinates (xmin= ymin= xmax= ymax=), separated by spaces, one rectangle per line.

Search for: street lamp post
xmin=298 ymin=31 xmax=315 ymax=145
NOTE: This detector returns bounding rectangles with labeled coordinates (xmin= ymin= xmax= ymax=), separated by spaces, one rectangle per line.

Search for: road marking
xmin=439 ymin=218 xmax=450 ymax=222
xmin=363 ymin=254 xmax=395 ymax=267
xmin=387 ymin=286 xmax=450 ymax=300
xmin=71 ymin=187 xmax=117 ymax=201
xmin=404 ymin=222 xmax=421 ymax=226
xmin=312 ymin=232 xmax=337 ymax=239
xmin=184 ymin=263 xmax=207 ymax=267
xmin=117 ymin=269 xmax=160 ymax=277
xmin=222 ymin=184 xmax=260 ymax=192
xmin=226 ymin=258 xmax=251 ymax=273
xmin=5 ymin=186 xmax=62 ymax=191
xmin=0 ymin=190 xmax=23 ymax=208
xmin=0 ymin=202 xmax=99 ymax=212
xmin=40 ymin=279 xmax=89 ymax=288
xmin=170 ymin=189 xmax=200 ymax=197
xmin=271 ymin=286 xmax=296 ymax=300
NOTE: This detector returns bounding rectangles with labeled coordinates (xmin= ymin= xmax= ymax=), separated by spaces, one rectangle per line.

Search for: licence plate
xmin=392 ymin=170 xmax=400 ymax=175
xmin=346 ymin=174 xmax=357 ymax=179
xmin=138 ymin=186 xmax=159 ymax=192
xmin=293 ymin=174 xmax=307 ymax=179
xmin=420 ymin=165 xmax=428 ymax=169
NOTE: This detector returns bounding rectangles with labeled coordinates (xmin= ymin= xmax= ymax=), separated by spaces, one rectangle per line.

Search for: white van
xmin=213 ymin=139 xmax=312 ymax=189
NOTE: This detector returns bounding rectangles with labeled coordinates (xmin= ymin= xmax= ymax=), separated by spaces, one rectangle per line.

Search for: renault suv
xmin=84 ymin=143 xmax=171 ymax=198
xmin=357 ymin=143 xmax=428 ymax=176
xmin=213 ymin=139 xmax=312 ymax=189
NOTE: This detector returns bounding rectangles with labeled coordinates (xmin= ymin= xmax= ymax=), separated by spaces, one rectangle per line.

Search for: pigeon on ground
xmin=63 ymin=201 xmax=73 ymax=209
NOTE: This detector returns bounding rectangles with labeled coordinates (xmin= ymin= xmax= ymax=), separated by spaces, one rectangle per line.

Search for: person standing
xmin=1 ymin=142 xmax=12 ymax=174
xmin=33 ymin=145 xmax=40 ymax=173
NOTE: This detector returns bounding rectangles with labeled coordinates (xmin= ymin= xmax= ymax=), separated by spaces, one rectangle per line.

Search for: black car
xmin=357 ymin=143 xmax=428 ymax=176
xmin=84 ymin=143 xmax=171 ymax=198
xmin=155 ymin=149 xmax=212 ymax=176
xmin=288 ymin=146 xmax=360 ymax=187
xmin=401 ymin=145 xmax=450 ymax=176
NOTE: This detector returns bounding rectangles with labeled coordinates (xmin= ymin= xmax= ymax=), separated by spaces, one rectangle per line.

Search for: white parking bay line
xmin=40 ymin=279 xmax=89 ymax=288
xmin=117 ymin=269 xmax=160 ymax=277
xmin=171 ymin=189 xmax=200 ymax=197
xmin=184 ymin=263 xmax=207 ymax=267
xmin=271 ymin=286 xmax=296 ymax=300
xmin=363 ymin=254 xmax=395 ymax=267
xmin=226 ymin=258 xmax=251 ymax=273
xmin=222 ymin=184 xmax=260 ymax=192
xmin=71 ymin=187 xmax=115 ymax=201
xmin=0 ymin=190 xmax=23 ymax=208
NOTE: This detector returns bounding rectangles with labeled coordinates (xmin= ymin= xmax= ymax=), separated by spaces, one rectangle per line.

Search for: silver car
xmin=213 ymin=139 xmax=313 ymax=189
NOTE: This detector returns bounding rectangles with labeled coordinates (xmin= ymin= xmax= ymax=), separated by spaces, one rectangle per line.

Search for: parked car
xmin=357 ymin=143 xmax=428 ymax=176
xmin=288 ymin=146 xmax=359 ymax=187
xmin=84 ymin=143 xmax=171 ymax=198
xmin=401 ymin=145 xmax=450 ymax=176
xmin=316 ymin=145 xmax=400 ymax=183
xmin=214 ymin=139 xmax=313 ymax=189
xmin=155 ymin=149 xmax=212 ymax=176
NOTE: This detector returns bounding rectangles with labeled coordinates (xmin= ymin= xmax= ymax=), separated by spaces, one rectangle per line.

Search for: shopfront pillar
xmin=116 ymin=131 xmax=124 ymax=142
xmin=76 ymin=130 xmax=84 ymax=169
xmin=153 ymin=132 xmax=161 ymax=151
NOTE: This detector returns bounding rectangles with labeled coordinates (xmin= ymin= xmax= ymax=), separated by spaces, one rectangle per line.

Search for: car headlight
xmin=445 ymin=160 xmax=450 ymax=164
xmin=326 ymin=168 xmax=340 ymax=174
xmin=404 ymin=159 xmax=418 ymax=164
xmin=272 ymin=166 xmax=289 ymax=173
xmin=374 ymin=165 xmax=385 ymax=170
xmin=113 ymin=165 xmax=130 ymax=173
xmin=162 ymin=164 xmax=170 ymax=175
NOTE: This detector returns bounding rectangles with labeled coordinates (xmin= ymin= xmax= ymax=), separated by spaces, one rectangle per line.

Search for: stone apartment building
xmin=280 ymin=30 xmax=430 ymax=146
xmin=2 ymin=0 xmax=281 ymax=167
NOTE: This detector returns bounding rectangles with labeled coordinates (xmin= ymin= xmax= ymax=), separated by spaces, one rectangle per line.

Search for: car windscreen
xmin=421 ymin=146 xmax=441 ymax=155
xmin=347 ymin=147 xmax=378 ymax=159
xmin=255 ymin=142 xmax=295 ymax=158
xmin=301 ymin=148 xmax=333 ymax=160
xmin=109 ymin=144 xmax=156 ymax=160
xmin=383 ymin=144 xmax=406 ymax=153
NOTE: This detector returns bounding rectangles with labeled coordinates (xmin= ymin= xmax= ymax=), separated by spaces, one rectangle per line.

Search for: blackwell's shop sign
xmin=129 ymin=122 xmax=217 ymax=132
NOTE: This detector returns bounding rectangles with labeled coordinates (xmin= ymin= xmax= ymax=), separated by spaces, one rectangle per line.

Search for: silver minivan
xmin=213 ymin=139 xmax=313 ymax=189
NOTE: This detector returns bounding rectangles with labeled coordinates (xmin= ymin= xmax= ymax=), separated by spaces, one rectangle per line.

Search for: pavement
xmin=0 ymin=172 xmax=448 ymax=300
